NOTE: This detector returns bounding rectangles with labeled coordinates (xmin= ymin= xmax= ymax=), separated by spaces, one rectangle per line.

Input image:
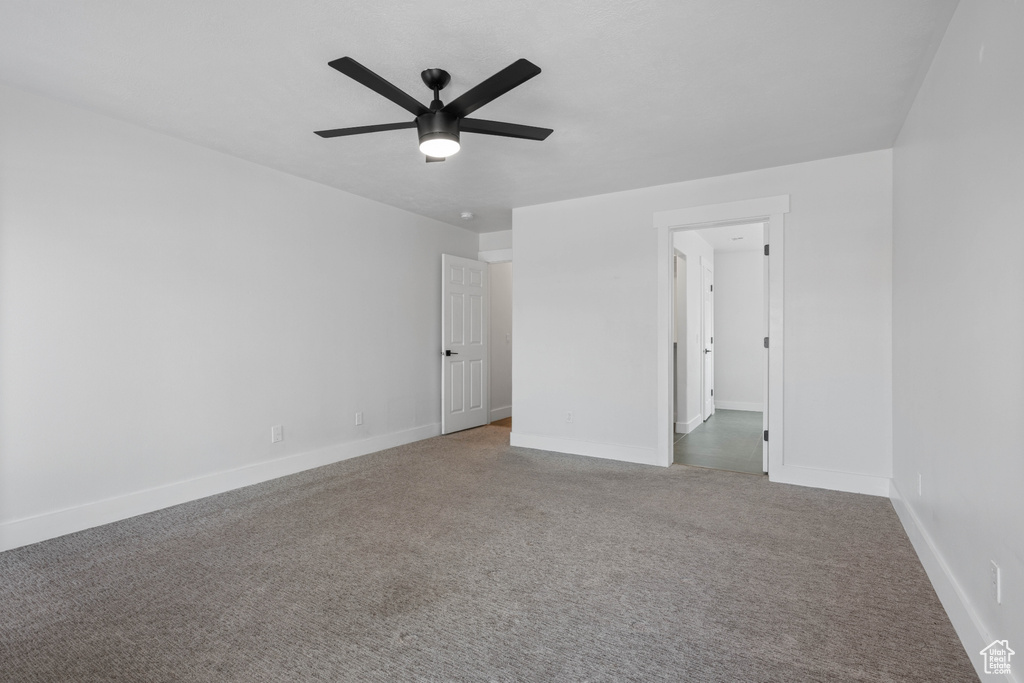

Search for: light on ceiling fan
xmin=417 ymin=111 xmax=461 ymax=158
xmin=419 ymin=133 xmax=460 ymax=158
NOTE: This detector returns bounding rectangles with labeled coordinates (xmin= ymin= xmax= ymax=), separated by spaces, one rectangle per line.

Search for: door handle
xmin=444 ymin=350 xmax=458 ymax=356
xmin=704 ymin=348 xmax=712 ymax=354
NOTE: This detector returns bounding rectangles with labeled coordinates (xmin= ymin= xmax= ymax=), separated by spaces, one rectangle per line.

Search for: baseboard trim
xmin=489 ymin=406 xmax=512 ymax=421
xmin=0 ymin=423 xmax=441 ymax=552
xmin=889 ymin=480 xmax=1006 ymax=682
xmin=675 ymin=414 xmax=702 ymax=434
xmin=509 ymin=432 xmax=661 ymax=467
xmin=714 ymin=400 xmax=763 ymax=412
xmin=768 ymin=464 xmax=890 ymax=497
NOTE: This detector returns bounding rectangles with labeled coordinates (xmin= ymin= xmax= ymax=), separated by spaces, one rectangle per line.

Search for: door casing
xmin=655 ymin=195 xmax=789 ymax=473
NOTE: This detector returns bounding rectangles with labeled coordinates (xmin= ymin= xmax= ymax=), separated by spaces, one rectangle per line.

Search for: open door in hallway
xmin=441 ymin=254 xmax=489 ymax=434
xmin=702 ymin=259 xmax=715 ymax=421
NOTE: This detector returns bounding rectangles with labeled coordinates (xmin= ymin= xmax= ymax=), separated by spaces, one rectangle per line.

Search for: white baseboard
xmin=714 ymin=400 xmax=764 ymax=412
xmin=489 ymin=406 xmax=512 ymax=421
xmin=675 ymin=414 xmax=703 ymax=434
xmin=768 ymin=464 xmax=890 ymax=497
xmin=0 ymin=423 xmax=441 ymax=553
xmin=671 ymin=413 xmax=704 ymax=436
xmin=889 ymin=480 xmax=1010 ymax=682
xmin=509 ymin=432 xmax=661 ymax=467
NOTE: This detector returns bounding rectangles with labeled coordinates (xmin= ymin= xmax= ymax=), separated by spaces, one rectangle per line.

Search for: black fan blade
xmin=315 ymin=121 xmax=416 ymax=138
xmin=425 ymin=156 xmax=446 ymax=163
xmin=441 ymin=59 xmax=541 ymax=118
xmin=460 ymin=118 xmax=553 ymax=141
xmin=328 ymin=57 xmax=429 ymax=117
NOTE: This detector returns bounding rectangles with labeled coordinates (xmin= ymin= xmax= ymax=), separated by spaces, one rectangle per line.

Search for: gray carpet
xmin=0 ymin=423 xmax=977 ymax=682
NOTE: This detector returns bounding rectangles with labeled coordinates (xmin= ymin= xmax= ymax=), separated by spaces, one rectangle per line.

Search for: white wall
xmin=0 ymin=85 xmax=478 ymax=550
xmin=489 ymin=262 xmax=513 ymax=421
xmin=713 ymin=250 xmax=764 ymax=411
xmin=672 ymin=231 xmax=714 ymax=431
xmin=479 ymin=229 xmax=512 ymax=263
xmin=512 ymin=149 xmax=892 ymax=490
xmin=892 ymin=0 xmax=1024 ymax=671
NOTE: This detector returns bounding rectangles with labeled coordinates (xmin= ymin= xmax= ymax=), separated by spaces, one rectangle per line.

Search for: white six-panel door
xmin=441 ymin=254 xmax=489 ymax=434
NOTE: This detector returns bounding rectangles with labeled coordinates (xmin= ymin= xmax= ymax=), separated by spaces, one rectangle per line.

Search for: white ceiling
xmin=697 ymin=222 xmax=765 ymax=253
xmin=0 ymin=0 xmax=957 ymax=233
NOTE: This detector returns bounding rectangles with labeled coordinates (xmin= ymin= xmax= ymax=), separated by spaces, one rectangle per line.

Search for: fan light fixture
xmin=419 ymin=133 xmax=460 ymax=157
xmin=417 ymin=111 xmax=460 ymax=158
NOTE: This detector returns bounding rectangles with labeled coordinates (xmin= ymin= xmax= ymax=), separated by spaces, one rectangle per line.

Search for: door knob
xmin=444 ymin=350 xmax=458 ymax=356
xmin=704 ymin=348 xmax=712 ymax=354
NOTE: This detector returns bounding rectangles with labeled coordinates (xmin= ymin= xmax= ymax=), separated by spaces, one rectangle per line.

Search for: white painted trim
xmin=715 ymin=400 xmax=763 ymax=412
xmin=769 ymin=464 xmax=889 ymax=497
xmin=655 ymin=195 xmax=791 ymax=228
xmin=655 ymin=195 xmax=789 ymax=471
xmin=510 ymin=432 xmax=661 ymax=467
xmin=700 ymin=256 xmax=715 ymax=422
xmin=478 ymin=248 xmax=513 ymax=263
xmin=675 ymin=414 xmax=703 ymax=434
xmin=762 ymin=222 xmax=770 ymax=474
xmin=0 ymin=423 xmax=440 ymax=552
xmin=489 ymin=406 xmax=512 ymax=421
xmin=889 ymin=481 xmax=1010 ymax=682
xmin=766 ymin=213 xmax=784 ymax=475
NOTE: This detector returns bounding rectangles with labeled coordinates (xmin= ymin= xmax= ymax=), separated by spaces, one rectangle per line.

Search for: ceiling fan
xmin=315 ymin=57 xmax=553 ymax=162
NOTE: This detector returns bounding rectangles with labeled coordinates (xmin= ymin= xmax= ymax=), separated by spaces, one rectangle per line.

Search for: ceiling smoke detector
xmin=460 ymin=211 xmax=474 ymax=220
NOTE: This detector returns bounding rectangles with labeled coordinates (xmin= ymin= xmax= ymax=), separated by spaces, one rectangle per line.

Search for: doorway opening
xmin=441 ymin=254 xmax=513 ymax=435
xmin=654 ymin=195 xmax=789 ymax=473
xmin=672 ymin=222 xmax=765 ymax=475
xmin=488 ymin=260 xmax=513 ymax=430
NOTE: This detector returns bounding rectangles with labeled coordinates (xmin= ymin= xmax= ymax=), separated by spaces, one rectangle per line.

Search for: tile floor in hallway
xmin=674 ymin=409 xmax=765 ymax=475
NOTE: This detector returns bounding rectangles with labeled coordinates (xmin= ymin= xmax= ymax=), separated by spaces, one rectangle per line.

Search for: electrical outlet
xmin=271 ymin=425 xmax=283 ymax=443
xmin=355 ymin=412 xmax=363 ymax=426
xmin=991 ymin=561 xmax=1001 ymax=604
xmin=566 ymin=411 xmax=573 ymax=423
xmin=918 ymin=473 xmax=923 ymax=497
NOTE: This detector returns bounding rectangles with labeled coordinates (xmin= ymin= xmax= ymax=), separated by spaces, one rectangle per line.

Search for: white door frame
xmin=655 ymin=196 xmax=789 ymax=471
xmin=700 ymin=256 xmax=714 ymax=422
xmin=478 ymin=252 xmax=512 ymax=426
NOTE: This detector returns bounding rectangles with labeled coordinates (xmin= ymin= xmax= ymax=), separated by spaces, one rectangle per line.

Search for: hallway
xmin=673 ymin=409 xmax=764 ymax=475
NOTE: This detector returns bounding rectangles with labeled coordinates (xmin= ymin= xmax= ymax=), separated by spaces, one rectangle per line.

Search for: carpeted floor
xmin=0 ymin=423 xmax=977 ymax=682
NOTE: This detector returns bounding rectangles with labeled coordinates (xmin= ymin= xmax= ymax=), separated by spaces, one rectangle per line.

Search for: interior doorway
xmin=654 ymin=194 xmax=789 ymax=473
xmin=488 ymin=261 xmax=513 ymax=427
xmin=671 ymin=223 xmax=765 ymax=474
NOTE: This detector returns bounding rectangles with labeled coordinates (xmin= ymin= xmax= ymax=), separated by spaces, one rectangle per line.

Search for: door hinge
xmin=764 ymin=337 xmax=769 ymax=348
xmin=764 ymin=430 xmax=769 ymax=441
xmin=710 ymin=284 xmax=713 ymax=292
xmin=711 ymin=389 xmax=714 ymax=397
xmin=710 ymin=336 xmax=713 ymax=344
xmin=764 ymin=244 xmax=769 ymax=256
